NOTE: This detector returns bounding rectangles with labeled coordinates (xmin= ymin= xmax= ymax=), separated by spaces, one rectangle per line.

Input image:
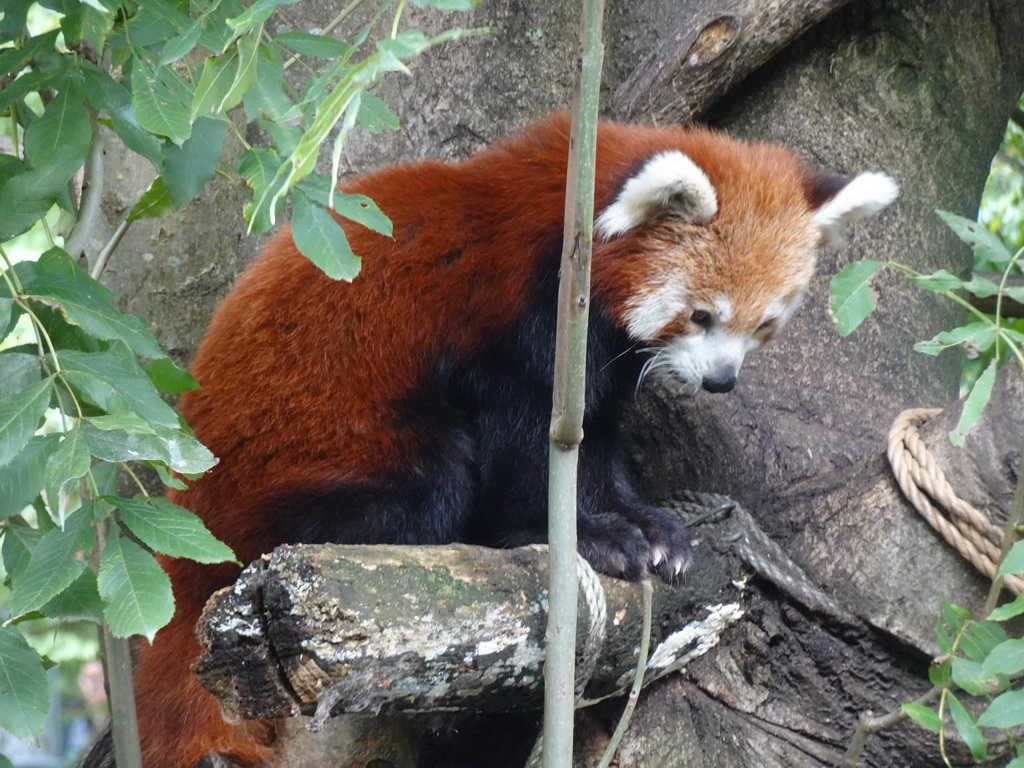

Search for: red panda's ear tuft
xmin=804 ymin=168 xmax=900 ymax=248
xmin=595 ymin=151 xmax=718 ymax=241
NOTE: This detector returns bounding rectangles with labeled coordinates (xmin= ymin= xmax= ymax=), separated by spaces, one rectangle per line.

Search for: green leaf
xmin=356 ymin=91 xmax=400 ymax=133
xmin=0 ymin=626 xmax=50 ymax=740
xmin=902 ymin=702 xmax=942 ymax=733
xmin=937 ymin=210 xmax=1014 ymax=268
xmin=43 ymin=426 xmax=92 ymax=524
xmin=0 ymin=0 xmax=35 ymax=39
xmin=0 ymin=298 xmax=16 ymax=340
xmin=227 ymin=0 xmax=300 ymax=35
xmin=377 ymin=30 xmax=433 ymax=62
xmin=59 ymin=346 xmax=181 ymax=429
xmin=909 ymin=269 xmax=963 ymax=293
xmin=10 ymin=509 xmax=94 ymax=616
xmin=291 ymin=187 xmax=361 ymax=280
xmin=60 ymin=0 xmax=115 ymax=51
xmin=0 ymin=351 xmax=41 ymax=399
xmin=943 ymin=600 xmax=971 ymax=628
xmin=150 ymin=461 xmax=187 ymax=491
xmin=131 ymin=57 xmax=192 ymax=146
xmin=81 ymin=422 xmax=216 ymax=475
xmin=951 ymin=656 xmax=997 ymax=696
xmin=20 ymin=248 xmax=165 ymax=359
xmin=0 ymin=375 xmax=55 ymax=470
xmin=979 ymin=688 xmax=1024 ymax=729
xmin=829 ymin=260 xmax=885 ymax=336
xmin=160 ymin=19 xmax=204 ymax=65
xmin=90 ymin=460 xmax=119 ymax=498
xmin=1007 ymin=758 xmax=1024 ymax=768
xmin=947 ymin=692 xmax=986 ymax=761
xmin=122 ymin=0 xmax=190 ymax=48
xmin=86 ymin=413 xmax=157 ymax=435
xmin=23 ymin=81 xmax=93 ymax=197
xmin=0 ymin=30 xmax=60 ymax=78
xmin=243 ymin=46 xmax=296 ymax=124
xmin=114 ymin=496 xmax=234 ymax=563
xmin=332 ymin=193 xmax=393 ymax=237
xmin=1000 ymin=541 xmax=1024 ymax=576
xmin=238 ymin=147 xmax=286 ymax=234
xmin=275 ymin=31 xmax=354 ymax=59
xmin=960 ymin=620 xmax=1008 ymax=663
xmin=218 ymin=28 xmax=261 ymax=114
xmin=0 ymin=71 xmax=62 ymax=116
xmin=1 ymin=523 xmax=42 ymax=582
xmin=160 ymin=116 xmax=228 ymax=207
xmin=0 ymin=168 xmax=58 ymax=240
xmin=989 ymin=592 xmax=1024 ymax=621
xmin=40 ymin=568 xmax=103 ymax=622
xmin=191 ymin=49 xmax=238 ymax=120
xmin=983 ymin=639 xmax=1024 ymax=677
xmin=128 ymin=176 xmax=177 ymax=222
xmin=915 ymin=323 xmax=996 ymax=357
xmin=299 ymin=177 xmax=393 ymax=237
xmin=961 ymin=274 xmax=1001 ymax=298
xmin=0 ymin=435 xmax=58 ymax=519
xmin=98 ymin=534 xmax=174 ymax=641
xmin=949 ymin=359 xmax=996 ymax=446
xmin=145 ymin=357 xmax=199 ymax=394
xmin=929 ymin=657 xmax=951 ymax=687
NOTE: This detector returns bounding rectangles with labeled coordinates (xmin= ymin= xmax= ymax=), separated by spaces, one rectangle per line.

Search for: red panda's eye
xmin=757 ymin=319 xmax=776 ymax=334
xmin=690 ymin=310 xmax=712 ymax=329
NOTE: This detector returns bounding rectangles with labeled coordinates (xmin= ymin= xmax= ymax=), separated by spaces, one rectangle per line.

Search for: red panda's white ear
xmin=595 ymin=151 xmax=718 ymax=241
xmin=808 ymin=171 xmax=899 ymax=248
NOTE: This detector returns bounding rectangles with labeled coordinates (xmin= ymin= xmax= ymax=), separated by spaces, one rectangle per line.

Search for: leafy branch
xmin=0 ymin=0 xmax=481 ymax=749
xmin=833 ymin=211 xmax=1024 ymax=764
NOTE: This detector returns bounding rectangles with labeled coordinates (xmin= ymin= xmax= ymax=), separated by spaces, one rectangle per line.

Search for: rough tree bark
xmin=84 ymin=0 xmax=1024 ymax=766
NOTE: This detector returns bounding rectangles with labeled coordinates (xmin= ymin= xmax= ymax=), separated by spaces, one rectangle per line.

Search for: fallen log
xmin=192 ymin=541 xmax=746 ymax=725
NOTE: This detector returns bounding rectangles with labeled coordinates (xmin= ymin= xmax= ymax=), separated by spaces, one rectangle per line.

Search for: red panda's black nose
xmin=702 ymin=371 xmax=737 ymax=393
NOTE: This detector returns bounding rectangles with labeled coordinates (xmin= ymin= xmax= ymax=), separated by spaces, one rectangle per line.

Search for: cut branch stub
xmin=613 ymin=0 xmax=855 ymax=124
xmin=193 ymin=543 xmax=742 ymax=724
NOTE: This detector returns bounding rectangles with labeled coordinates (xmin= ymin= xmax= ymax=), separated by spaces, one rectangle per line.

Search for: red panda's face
xmin=593 ymin=140 xmax=898 ymax=396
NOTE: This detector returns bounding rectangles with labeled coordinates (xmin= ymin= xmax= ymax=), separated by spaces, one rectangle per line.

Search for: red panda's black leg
xmin=575 ymin=427 xmax=694 ymax=581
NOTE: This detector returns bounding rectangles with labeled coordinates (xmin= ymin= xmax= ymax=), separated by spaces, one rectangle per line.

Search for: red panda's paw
xmin=627 ymin=506 xmax=694 ymax=583
xmin=577 ymin=511 xmax=691 ymax=582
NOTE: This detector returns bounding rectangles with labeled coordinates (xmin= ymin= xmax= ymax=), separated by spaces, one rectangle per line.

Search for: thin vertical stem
xmin=543 ymin=1 xmax=606 ymax=766
xmin=95 ymin=520 xmax=144 ymax=768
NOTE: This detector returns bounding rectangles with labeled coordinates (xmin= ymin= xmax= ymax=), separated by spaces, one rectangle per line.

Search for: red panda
xmin=132 ymin=114 xmax=897 ymax=767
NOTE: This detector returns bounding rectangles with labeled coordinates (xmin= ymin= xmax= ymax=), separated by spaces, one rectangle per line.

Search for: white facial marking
xmin=762 ymin=291 xmax=806 ymax=331
xmin=596 ymin=151 xmax=718 ymax=240
xmin=663 ymin=329 xmax=749 ymax=394
xmin=715 ymin=296 xmax=733 ymax=324
xmin=812 ymin=172 xmax=899 ymax=248
xmin=624 ymin=282 xmax=688 ymax=340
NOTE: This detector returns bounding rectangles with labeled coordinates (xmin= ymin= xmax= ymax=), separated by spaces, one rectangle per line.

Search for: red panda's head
xmin=591 ymin=130 xmax=898 ymax=396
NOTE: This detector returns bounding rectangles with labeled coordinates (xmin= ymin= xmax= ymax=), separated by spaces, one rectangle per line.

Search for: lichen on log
xmin=193 ymin=542 xmax=744 ymax=724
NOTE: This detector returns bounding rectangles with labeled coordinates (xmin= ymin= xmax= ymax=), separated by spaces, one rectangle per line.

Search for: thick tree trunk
xmin=191 ymin=366 xmax=1023 ymax=767
xmin=86 ymin=0 xmax=1024 ymax=765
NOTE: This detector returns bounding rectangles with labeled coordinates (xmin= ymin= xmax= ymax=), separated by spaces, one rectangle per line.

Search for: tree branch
xmin=613 ymin=0 xmax=856 ymax=124
xmin=192 ymin=543 xmax=743 ymax=723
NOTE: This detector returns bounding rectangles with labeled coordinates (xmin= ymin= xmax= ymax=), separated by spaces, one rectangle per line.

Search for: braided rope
xmin=573 ymin=552 xmax=608 ymax=700
xmin=887 ymin=408 xmax=1023 ymax=594
xmin=524 ymin=549 xmax=610 ymax=768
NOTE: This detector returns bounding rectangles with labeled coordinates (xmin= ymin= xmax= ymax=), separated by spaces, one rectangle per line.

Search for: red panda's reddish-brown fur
xmin=132 ymin=114 xmax=891 ymax=768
